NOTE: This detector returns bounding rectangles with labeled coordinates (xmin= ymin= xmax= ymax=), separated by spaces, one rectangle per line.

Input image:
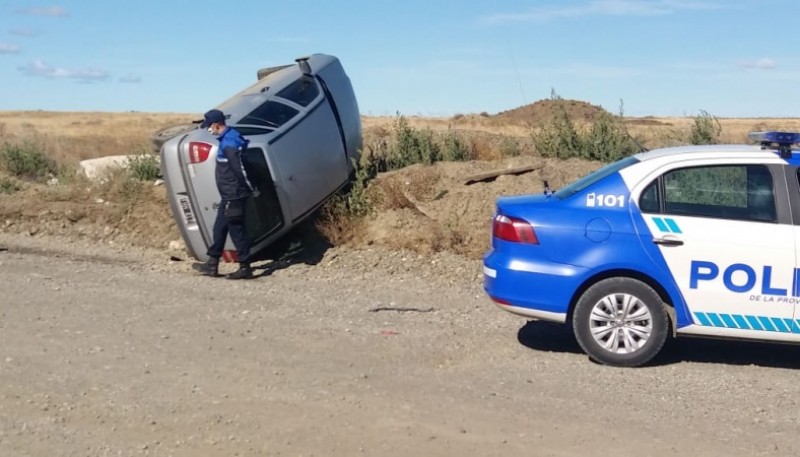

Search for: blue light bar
xmin=749 ymin=131 xmax=800 ymax=158
xmin=748 ymin=131 xmax=800 ymax=146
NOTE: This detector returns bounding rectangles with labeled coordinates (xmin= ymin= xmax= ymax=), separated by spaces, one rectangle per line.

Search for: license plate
xmin=178 ymin=196 xmax=196 ymax=226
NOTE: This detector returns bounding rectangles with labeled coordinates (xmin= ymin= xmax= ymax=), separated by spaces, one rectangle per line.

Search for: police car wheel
xmin=572 ymin=278 xmax=669 ymax=367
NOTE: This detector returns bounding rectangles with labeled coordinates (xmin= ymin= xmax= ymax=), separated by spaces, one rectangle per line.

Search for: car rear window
xmin=554 ymin=156 xmax=639 ymax=199
xmin=238 ymin=100 xmax=299 ymax=129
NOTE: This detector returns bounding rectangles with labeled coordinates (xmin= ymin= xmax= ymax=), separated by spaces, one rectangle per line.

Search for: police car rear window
xmin=554 ymin=156 xmax=639 ymax=199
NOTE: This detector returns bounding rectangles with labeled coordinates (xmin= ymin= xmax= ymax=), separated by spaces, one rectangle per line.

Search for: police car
xmin=483 ymin=132 xmax=800 ymax=367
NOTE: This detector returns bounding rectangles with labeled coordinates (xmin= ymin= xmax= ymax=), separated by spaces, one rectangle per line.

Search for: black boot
xmin=192 ymin=257 xmax=220 ymax=277
xmin=226 ymin=263 xmax=253 ymax=280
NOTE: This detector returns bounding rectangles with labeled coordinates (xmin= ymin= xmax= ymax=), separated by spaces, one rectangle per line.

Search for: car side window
xmin=639 ymin=180 xmax=660 ymax=213
xmin=660 ymin=164 xmax=776 ymax=222
xmin=238 ymin=101 xmax=299 ymax=129
xmin=276 ymin=76 xmax=320 ymax=107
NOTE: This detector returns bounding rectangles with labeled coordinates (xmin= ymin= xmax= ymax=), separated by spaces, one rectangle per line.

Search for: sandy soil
xmin=1 ymin=233 xmax=800 ymax=457
xmin=3 ymin=109 xmax=800 ymax=456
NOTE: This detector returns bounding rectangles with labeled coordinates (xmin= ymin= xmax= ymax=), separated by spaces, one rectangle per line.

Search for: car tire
xmin=256 ymin=64 xmax=292 ymax=81
xmin=150 ymin=123 xmax=198 ymax=152
xmin=572 ymin=278 xmax=669 ymax=367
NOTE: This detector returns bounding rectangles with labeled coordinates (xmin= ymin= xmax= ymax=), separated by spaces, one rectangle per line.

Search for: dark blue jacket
xmin=215 ymin=127 xmax=252 ymax=201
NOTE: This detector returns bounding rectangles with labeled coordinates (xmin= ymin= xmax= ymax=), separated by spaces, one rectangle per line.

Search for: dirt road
xmin=1 ymin=233 xmax=799 ymax=457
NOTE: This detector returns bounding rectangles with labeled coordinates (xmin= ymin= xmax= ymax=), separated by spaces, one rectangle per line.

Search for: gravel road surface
xmin=1 ymin=233 xmax=799 ymax=456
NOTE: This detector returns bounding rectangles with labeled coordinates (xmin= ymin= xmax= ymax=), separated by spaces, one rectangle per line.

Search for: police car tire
xmin=572 ymin=278 xmax=669 ymax=367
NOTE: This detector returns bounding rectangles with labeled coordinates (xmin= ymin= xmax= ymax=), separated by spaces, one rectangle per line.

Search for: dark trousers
xmin=207 ymin=198 xmax=251 ymax=264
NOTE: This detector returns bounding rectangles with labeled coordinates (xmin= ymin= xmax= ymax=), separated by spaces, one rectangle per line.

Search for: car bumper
xmin=483 ymin=249 xmax=588 ymax=323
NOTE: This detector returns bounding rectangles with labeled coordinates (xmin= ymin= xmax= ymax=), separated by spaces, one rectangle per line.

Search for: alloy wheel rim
xmin=588 ymin=293 xmax=653 ymax=354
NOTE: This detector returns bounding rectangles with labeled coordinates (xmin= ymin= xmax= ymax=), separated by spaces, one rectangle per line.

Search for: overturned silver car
xmin=158 ymin=54 xmax=362 ymax=262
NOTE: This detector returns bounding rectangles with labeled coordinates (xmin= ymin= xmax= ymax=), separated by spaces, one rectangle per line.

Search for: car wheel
xmin=572 ymin=278 xmax=669 ymax=367
xmin=150 ymin=123 xmax=197 ymax=152
xmin=256 ymin=64 xmax=292 ymax=81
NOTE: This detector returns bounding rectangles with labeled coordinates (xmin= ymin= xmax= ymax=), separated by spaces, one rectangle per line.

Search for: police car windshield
xmin=554 ymin=156 xmax=639 ymax=199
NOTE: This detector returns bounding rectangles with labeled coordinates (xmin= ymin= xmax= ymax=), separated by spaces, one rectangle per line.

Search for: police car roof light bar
xmin=748 ymin=131 xmax=800 ymax=159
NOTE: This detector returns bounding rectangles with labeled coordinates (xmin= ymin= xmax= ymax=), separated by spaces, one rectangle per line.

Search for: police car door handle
xmin=653 ymin=237 xmax=684 ymax=247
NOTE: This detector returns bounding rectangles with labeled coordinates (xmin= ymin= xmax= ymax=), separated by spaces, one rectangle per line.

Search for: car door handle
xmin=653 ymin=237 xmax=684 ymax=247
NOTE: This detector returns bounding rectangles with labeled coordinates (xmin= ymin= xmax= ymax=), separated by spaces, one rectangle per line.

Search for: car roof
xmin=632 ymin=144 xmax=779 ymax=162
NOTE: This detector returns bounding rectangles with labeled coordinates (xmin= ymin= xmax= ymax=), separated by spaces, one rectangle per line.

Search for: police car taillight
xmin=188 ymin=142 xmax=212 ymax=163
xmin=493 ymin=214 xmax=538 ymax=244
xmin=749 ymin=131 xmax=800 ymax=158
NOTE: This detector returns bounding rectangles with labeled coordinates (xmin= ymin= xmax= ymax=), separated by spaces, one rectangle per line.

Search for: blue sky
xmin=0 ymin=0 xmax=798 ymax=118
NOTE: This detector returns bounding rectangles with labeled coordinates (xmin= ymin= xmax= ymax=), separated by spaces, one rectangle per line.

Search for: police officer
xmin=192 ymin=109 xmax=254 ymax=279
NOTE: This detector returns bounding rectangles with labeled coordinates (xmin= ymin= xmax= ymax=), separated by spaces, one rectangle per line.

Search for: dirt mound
xmin=493 ymin=98 xmax=610 ymax=126
xmin=0 ymin=156 xmax=602 ymax=262
xmin=355 ymin=157 xmax=602 ymax=258
xmin=0 ymin=178 xmax=181 ymax=254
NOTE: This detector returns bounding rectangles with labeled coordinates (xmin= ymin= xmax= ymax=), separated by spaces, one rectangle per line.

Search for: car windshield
xmin=554 ymin=156 xmax=639 ymax=199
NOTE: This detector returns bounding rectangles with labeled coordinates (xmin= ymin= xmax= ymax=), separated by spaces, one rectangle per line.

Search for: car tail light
xmin=493 ymin=214 xmax=538 ymax=244
xmin=221 ymin=250 xmax=239 ymax=263
xmin=188 ymin=142 xmax=212 ymax=163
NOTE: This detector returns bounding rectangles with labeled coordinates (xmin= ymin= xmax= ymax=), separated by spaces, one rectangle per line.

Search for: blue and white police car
xmin=483 ymin=132 xmax=800 ymax=367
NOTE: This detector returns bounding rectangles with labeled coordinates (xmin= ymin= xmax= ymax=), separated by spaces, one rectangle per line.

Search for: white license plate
xmin=178 ymin=196 xmax=196 ymax=226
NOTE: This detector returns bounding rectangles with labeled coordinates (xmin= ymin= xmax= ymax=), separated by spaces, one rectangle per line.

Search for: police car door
xmin=638 ymin=160 xmax=799 ymax=341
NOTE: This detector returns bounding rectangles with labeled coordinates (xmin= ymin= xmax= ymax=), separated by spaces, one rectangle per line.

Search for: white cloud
xmin=741 ymin=58 xmax=776 ymax=69
xmin=483 ymin=0 xmax=723 ymax=24
xmin=18 ymin=59 xmax=110 ymax=83
xmin=0 ymin=43 xmax=21 ymax=54
xmin=119 ymin=75 xmax=142 ymax=84
xmin=10 ymin=28 xmax=39 ymax=37
xmin=16 ymin=6 xmax=69 ymax=17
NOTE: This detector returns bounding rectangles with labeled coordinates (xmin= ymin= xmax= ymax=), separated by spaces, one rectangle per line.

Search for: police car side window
xmin=661 ymin=165 xmax=776 ymax=222
xmin=276 ymin=76 xmax=320 ymax=107
xmin=639 ymin=181 xmax=660 ymax=213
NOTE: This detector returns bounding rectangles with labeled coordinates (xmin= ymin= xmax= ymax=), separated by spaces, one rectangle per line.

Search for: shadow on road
xmin=250 ymin=220 xmax=331 ymax=278
xmin=517 ymin=320 xmax=800 ymax=369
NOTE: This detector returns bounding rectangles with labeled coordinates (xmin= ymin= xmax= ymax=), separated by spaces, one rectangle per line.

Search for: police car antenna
xmin=617 ymin=100 xmax=648 ymax=153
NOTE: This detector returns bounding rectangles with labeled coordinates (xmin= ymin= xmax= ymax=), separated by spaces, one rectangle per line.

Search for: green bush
xmin=126 ymin=153 xmax=161 ymax=181
xmin=690 ymin=110 xmax=722 ymax=145
xmin=500 ymin=137 xmax=522 ymax=157
xmin=381 ymin=115 xmax=475 ymax=168
xmin=440 ymin=130 xmax=473 ymax=162
xmin=0 ymin=176 xmax=21 ymax=194
xmin=583 ymin=111 xmax=640 ymax=161
xmin=531 ymin=98 xmax=582 ymax=159
xmin=532 ymin=95 xmax=640 ymax=162
xmin=0 ymin=142 xmax=58 ymax=181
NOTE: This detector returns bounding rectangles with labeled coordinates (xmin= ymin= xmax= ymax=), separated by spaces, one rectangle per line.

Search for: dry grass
xmin=3 ymin=110 xmax=800 ymax=257
xmin=5 ymin=110 xmax=796 ymax=168
xmin=0 ymin=111 xmax=197 ymax=164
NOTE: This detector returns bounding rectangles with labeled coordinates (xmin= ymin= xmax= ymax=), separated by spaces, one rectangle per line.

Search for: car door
xmin=267 ymin=88 xmax=348 ymax=223
xmin=638 ymin=161 xmax=799 ymax=340
xmin=790 ymin=166 xmax=800 ymax=331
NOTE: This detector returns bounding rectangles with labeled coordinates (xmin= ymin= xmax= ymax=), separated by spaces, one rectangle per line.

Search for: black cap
xmin=200 ymin=109 xmax=226 ymax=129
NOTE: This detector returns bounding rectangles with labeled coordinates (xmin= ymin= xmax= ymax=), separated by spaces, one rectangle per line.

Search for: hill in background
xmin=492 ymin=98 xmax=610 ymax=126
